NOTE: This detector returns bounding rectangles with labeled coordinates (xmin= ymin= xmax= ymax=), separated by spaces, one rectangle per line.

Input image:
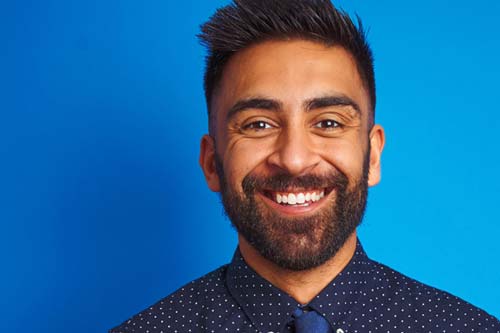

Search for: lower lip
xmin=257 ymin=191 xmax=332 ymax=216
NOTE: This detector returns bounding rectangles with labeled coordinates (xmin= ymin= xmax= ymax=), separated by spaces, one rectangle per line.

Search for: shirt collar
xmin=226 ymin=239 xmax=373 ymax=332
xmin=307 ymin=240 xmax=372 ymax=329
xmin=226 ymin=249 xmax=301 ymax=332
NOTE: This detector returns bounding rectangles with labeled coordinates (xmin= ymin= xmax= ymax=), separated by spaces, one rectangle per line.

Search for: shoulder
xmin=368 ymin=258 xmax=500 ymax=331
xmin=109 ymin=264 xmax=235 ymax=333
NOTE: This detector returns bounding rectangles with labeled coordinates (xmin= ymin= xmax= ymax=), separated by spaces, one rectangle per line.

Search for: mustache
xmin=242 ymin=172 xmax=348 ymax=193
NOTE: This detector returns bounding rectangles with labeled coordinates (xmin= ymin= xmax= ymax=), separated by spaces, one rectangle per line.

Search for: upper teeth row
xmin=276 ymin=191 xmax=325 ymax=205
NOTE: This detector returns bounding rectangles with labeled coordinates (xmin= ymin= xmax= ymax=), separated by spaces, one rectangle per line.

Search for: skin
xmin=199 ymin=39 xmax=385 ymax=304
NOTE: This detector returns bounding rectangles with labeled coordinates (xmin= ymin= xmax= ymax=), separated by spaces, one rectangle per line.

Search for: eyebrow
xmin=226 ymin=94 xmax=360 ymax=121
xmin=305 ymin=95 xmax=360 ymax=115
xmin=226 ymin=98 xmax=282 ymax=121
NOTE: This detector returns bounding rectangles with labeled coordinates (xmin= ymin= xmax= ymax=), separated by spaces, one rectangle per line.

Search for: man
xmin=111 ymin=0 xmax=500 ymax=332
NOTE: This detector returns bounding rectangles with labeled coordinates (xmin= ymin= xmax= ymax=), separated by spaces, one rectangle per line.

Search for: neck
xmin=238 ymin=232 xmax=358 ymax=305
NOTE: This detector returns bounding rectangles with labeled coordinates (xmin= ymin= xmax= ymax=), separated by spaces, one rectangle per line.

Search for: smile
xmin=262 ymin=187 xmax=332 ymax=207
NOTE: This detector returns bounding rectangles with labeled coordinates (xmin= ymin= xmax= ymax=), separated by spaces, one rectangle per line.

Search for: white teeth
xmin=297 ymin=193 xmax=305 ymax=204
xmin=273 ymin=190 xmax=326 ymax=205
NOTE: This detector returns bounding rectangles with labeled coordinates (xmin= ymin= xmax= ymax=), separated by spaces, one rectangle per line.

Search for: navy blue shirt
xmin=111 ymin=241 xmax=500 ymax=332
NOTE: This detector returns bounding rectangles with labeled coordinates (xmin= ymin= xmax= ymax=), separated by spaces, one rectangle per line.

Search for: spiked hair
xmin=198 ymin=0 xmax=375 ymax=131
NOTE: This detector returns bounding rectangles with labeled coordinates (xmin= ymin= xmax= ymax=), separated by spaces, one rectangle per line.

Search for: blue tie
xmin=292 ymin=307 xmax=333 ymax=333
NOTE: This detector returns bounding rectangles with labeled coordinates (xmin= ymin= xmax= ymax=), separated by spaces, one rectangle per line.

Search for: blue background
xmin=3 ymin=0 xmax=499 ymax=332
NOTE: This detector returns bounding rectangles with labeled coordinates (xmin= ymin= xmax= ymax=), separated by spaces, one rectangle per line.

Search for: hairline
xmin=207 ymin=37 xmax=375 ymax=136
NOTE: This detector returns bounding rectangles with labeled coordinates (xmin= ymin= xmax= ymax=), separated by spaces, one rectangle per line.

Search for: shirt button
xmin=336 ymin=329 xmax=345 ymax=333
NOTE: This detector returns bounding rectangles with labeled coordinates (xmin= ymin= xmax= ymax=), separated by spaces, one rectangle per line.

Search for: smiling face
xmin=200 ymin=39 xmax=384 ymax=270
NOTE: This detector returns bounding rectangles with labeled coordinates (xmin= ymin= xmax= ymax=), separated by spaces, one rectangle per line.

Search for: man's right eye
xmin=242 ymin=121 xmax=273 ymax=131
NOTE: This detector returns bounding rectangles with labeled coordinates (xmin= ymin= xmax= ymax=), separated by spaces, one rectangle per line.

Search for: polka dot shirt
xmin=110 ymin=240 xmax=500 ymax=332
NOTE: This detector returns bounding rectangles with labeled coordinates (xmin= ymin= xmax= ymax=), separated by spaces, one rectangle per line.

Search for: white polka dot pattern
xmin=110 ymin=240 xmax=500 ymax=332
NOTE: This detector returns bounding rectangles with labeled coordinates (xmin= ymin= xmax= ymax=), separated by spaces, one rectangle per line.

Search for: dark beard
xmin=215 ymin=154 xmax=369 ymax=271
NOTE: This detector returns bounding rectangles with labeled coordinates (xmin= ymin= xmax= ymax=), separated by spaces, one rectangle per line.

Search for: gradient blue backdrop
xmin=3 ymin=1 xmax=499 ymax=332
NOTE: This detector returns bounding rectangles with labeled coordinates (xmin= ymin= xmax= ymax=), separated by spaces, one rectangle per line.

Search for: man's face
xmin=200 ymin=40 xmax=384 ymax=270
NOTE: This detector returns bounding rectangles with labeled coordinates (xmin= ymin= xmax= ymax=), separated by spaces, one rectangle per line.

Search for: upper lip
xmin=261 ymin=186 xmax=334 ymax=204
xmin=262 ymin=186 xmax=333 ymax=194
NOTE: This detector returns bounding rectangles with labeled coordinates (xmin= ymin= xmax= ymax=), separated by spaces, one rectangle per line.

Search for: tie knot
xmin=292 ymin=307 xmax=332 ymax=333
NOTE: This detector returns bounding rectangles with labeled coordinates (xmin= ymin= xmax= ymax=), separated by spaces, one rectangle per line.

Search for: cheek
xmin=223 ymin=139 xmax=273 ymax=188
xmin=319 ymin=138 xmax=367 ymax=180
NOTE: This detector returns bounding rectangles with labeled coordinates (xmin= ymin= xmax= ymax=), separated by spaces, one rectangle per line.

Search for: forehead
xmin=212 ymin=39 xmax=370 ymax=121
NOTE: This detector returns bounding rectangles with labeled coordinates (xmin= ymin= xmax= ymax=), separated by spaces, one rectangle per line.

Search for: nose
xmin=267 ymin=125 xmax=321 ymax=176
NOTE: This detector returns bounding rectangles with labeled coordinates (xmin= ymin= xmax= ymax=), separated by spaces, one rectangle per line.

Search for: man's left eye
xmin=314 ymin=119 xmax=341 ymax=129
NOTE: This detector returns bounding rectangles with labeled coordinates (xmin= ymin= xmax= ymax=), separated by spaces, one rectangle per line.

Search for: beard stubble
xmin=215 ymin=151 xmax=369 ymax=271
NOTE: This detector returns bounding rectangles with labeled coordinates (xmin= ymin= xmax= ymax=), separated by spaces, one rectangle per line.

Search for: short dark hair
xmin=198 ymin=0 xmax=375 ymax=132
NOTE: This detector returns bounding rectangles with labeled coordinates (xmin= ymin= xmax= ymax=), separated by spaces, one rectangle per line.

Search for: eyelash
xmin=240 ymin=119 xmax=344 ymax=133
xmin=314 ymin=119 xmax=343 ymax=129
xmin=242 ymin=121 xmax=274 ymax=131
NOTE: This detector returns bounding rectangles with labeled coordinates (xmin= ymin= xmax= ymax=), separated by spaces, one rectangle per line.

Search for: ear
xmin=367 ymin=124 xmax=385 ymax=187
xmin=199 ymin=134 xmax=221 ymax=192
